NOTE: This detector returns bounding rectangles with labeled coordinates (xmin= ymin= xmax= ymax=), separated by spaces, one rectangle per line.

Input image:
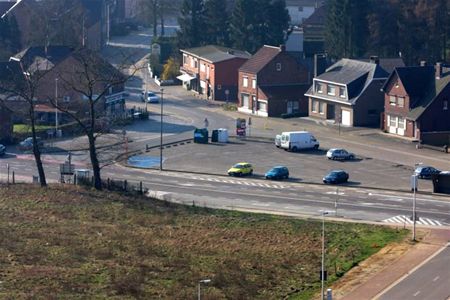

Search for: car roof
xmin=330 ymin=170 xmax=346 ymax=173
xmin=272 ymin=166 xmax=287 ymax=169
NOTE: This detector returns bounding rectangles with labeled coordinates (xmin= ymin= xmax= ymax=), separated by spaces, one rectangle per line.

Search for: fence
xmin=75 ymin=175 xmax=148 ymax=196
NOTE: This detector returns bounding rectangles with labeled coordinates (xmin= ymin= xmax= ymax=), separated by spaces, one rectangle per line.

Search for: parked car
xmin=275 ymin=134 xmax=281 ymax=148
xmin=227 ymin=162 xmax=253 ymax=176
xmin=265 ymin=166 xmax=289 ymax=180
xmin=414 ymin=166 xmax=441 ymax=179
xmin=326 ymin=148 xmax=355 ymax=160
xmin=323 ymin=170 xmax=349 ymax=184
xmin=0 ymin=144 xmax=5 ymax=156
xmin=19 ymin=137 xmax=44 ymax=150
xmin=280 ymin=131 xmax=319 ymax=151
xmin=141 ymin=91 xmax=160 ymax=103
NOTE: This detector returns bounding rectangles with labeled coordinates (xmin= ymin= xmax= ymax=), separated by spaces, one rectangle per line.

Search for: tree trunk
xmin=87 ymin=132 xmax=102 ymax=190
xmin=29 ymin=106 xmax=47 ymax=187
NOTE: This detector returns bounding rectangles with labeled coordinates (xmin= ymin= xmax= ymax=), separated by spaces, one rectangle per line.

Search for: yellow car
xmin=227 ymin=162 xmax=253 ymax=176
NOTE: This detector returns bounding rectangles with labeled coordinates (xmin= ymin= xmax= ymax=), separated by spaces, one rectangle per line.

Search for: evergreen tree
xmin=0 ymin=16 xmax=21 ymax=60
xmin=177 ymin=0 xmax=206 ymax=48
xmin=266 ymin=0 xmax=290 ymax=47
xmin=204 ymin=0 xmax=229 ymax=46
xmin=229 ymin=0 xmax=257 ymax=52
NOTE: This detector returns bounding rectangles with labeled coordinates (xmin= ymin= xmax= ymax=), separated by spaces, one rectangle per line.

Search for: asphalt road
xmin=379 ymin=244 xmax=450 ymax=300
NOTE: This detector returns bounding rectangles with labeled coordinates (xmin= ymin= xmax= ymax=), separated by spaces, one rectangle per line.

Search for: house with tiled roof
xmin=381 ymin=63 xmax=450 ymax=141
xmin=304 ymin=56 xmax=404 ymax=127
xmin=179 ymin=45 xmax=251 ymax=101
xmin=1 ymin=46 xmax=126 ymax=127
xmin=237 ymin=45 xmax=311 ymax=117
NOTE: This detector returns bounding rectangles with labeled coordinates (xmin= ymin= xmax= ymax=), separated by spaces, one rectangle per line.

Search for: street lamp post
xmin=55 ymin=78 xmax=58 ymax=134
xmin=159 ymin=88 xmax=164 ymax=171
xmin=198 ymin=279 xmax=211 ymax=300
xmin=411 ymin=163 xmax=421 ymax=241
xmin=320 ymin=211 xmax=330 ymax=300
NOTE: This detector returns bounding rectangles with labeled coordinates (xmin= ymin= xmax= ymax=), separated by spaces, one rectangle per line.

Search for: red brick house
xmin=237 ymin=45 xmax=311 ymax=117
xmin=381 ymin=63 xmax=450 ymax=140
xmin=179 ymin=45 xmax=251 ymax=101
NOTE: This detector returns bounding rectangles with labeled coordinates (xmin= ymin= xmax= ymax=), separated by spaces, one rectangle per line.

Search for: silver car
xmin=326 ymin=148 xmax=355 ymax=160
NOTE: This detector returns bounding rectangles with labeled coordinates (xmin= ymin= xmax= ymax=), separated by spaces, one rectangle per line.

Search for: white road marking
xmin=383 ymin=215 xmax=444 ymax=226
xmin=432 ymin=276 xmax=440 ymax=282
xmin=413 ymin=290 xmax=421 ymax=297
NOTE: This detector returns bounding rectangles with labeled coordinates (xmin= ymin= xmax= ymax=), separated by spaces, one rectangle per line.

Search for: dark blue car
xmin=323 ymin=170 xmax=349 ymax=184
xmin=265 ymin=166 xmax=289 ymax=180
xmin=414 ymin=166 xmax=440 ymax=179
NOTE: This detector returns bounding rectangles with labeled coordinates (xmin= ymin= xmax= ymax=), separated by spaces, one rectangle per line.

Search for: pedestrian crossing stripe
xmin=383 ymin=215 xmax=443 ymax=226
xmin=189 ymin=175 xmax=288 ymax=189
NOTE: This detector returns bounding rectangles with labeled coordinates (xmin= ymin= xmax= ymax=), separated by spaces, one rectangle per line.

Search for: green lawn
xmin=0 ymin=185 xmax=408 ymax=299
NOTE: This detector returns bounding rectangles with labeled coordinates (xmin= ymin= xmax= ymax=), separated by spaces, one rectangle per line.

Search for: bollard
xmin=12 ymin=171 xmax=15 ymax=184
xmin=140 ymin=181 xmax=143 ymax=195
xmin=327 ymin=288 xmax=332 ymax=300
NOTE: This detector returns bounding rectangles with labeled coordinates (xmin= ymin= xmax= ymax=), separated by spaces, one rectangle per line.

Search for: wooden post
xmin=12 ymin=171 xmax=15 ymax=184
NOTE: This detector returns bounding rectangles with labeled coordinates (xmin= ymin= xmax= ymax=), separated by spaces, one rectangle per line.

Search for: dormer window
xmin=339 ymin=87 xmax=346 ymax=98
xmin=276 ymin=63 xmax=282 ymax=71
xmin=316 ymin=82 xmax=323 ymax=93
xmin=327 ymin=85 xmax=335 ymax=96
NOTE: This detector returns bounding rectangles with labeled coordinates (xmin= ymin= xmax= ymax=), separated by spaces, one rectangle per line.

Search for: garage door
xmin=341 ymin=109 xmax=351 ymax=126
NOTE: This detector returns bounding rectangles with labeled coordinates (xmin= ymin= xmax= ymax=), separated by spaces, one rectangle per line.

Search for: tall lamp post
xmin=320 ymin=210 xmax=330 ymax=300
xmin=55 ymin=78 xmax=58 ymax=134
xmin=159 ymin=88 xmax=164 ymax=171
xmin=198 ymin=279 xmax=211 ymax=300
xmin=411 ymin=163 xmax=421 ymax=241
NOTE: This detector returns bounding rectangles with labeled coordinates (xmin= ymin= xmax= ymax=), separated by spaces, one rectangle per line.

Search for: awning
xmin=177 ymin=73 xmax=195 ymax=82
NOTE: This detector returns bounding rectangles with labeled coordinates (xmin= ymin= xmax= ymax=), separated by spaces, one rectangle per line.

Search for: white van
xmin=280 ymin=131 xmax=319 ymax=151
xmin=275 ymin=134 xmax=281 ymax=148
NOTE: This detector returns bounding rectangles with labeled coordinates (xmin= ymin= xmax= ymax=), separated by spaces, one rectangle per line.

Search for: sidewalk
xmin=334 ymin=228 xmax=450 ymax=300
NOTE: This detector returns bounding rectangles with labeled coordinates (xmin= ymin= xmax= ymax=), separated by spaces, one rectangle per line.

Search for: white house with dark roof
xmin=304 ymin=56 xmax=404 ymax=127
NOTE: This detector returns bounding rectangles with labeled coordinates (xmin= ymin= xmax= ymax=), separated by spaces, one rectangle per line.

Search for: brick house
xmin=381 ymin=63 xmax=450 ymax=140
xmin=179 ymin=45 xmax=251 ymax=102
xmin=305 ymin=57 xmax=404 ymax=127
xmin=3 ymin=46 xmax=125 ymax=125
xmin=237 ymin=45 xmax=311 ymax=117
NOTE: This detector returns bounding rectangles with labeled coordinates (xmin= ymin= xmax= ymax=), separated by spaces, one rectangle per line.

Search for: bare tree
xmin=47 ymin=48 xmax=139 ymax=190
xmin=0 ymin=58 xmax=49 ymax=187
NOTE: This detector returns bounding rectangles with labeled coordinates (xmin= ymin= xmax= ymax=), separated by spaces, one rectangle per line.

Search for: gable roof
xmin=181 ymin=45 xmax=251 ymax=64
xmin=239 ymin=45 xmax=282 ymax=73
xmin=12 ymin=46 xmax=74 ymax=72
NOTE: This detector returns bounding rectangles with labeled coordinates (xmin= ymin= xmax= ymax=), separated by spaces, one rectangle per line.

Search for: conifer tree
xmin=204 ymin=0 xmax=229 ymax=46
xmin=177 ymin=0 xmax=206 ymax=48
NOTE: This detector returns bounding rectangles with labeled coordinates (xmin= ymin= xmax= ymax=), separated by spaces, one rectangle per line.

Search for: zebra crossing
xmin=189 ymin=175 xmax=290 ymax=189
xmin=383 ymin=215 xmax=445 ymax=227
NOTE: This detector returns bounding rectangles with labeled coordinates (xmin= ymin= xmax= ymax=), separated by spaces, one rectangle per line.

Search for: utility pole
xmin=55 ymin=77 xmax=58 ymax=134
xmin=159 ymin=88 xmax=164 ymax=171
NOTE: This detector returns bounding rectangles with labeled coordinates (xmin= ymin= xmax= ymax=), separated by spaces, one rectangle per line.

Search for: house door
xmin=341 ymin=109 xmax=351 ymax=126
xmin=326 ymin=104 xmax=335 ymax=119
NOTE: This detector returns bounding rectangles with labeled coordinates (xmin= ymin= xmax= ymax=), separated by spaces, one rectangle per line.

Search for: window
xmin=398 ymin=117 xmax=406 ymax=129
xmin=190 ymin=57 xmax=195 ymax=67
xmin=217 ymin=84 xmax=222 ymax=90
xmin=389 ymin=115 xmax=397 ymax=127
xmin=339 ymin=87 xmax=346 ymax=98
xmin=252 ymin=78 xmax=256 ymax=89
xmin=319 ymin=102 xmax=325 ymax=114
xmin=63 ymin=96 xmax=71 ymax=102
xmin=327 ymin=85 xmax=336 ymax=96
xmin=276 ymin=63 xmax=282 ymax=71
xmin=444 ymin=100 xmax=448 ymax=110
xmin=242 ymin=94 xmax=249 ymax=107
xmin=183 ymin=54 xmax=187 ymax=65
xmin=206 ymin=65 xmax=210 ymax=78
xmin=200 ymin=63 xmax=206 ymax=72
xmin=194 ymin=59 xmax=198 ymax=68
xmin=258 ymin=101 xmax=267 ymax=112
xmin=243 ymin=76 xmax=248 ymax=87
xmin=316 ymin=82 xmax=323 ymax=93
xmin=312 ymin=100 xmax=318 ymax=112
xmin=389 ymin=95 xmax=396 ymax=106
xmin=397 ymin=97 xmax=405 ymax=108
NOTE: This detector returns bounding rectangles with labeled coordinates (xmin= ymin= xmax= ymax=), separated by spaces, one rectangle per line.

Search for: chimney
xmin=420 ymin=60 xmax=427 ymax=67
xmin=369 ymin=55 xmax=379 ymax=65
xmin=314 ymin=53 xmax=327 ymax=77
xmin=280 ymin=44 xmax=286 ymax=52
xmin=436 ymin=62 xmax=442 ymax=79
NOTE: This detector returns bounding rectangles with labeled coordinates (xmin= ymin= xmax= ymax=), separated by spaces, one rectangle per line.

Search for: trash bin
xmin=211 ymin=130 xmax=219 ymax=142
xmin=193 ymin=128 xmax=208 ymax=144
xmin=217 ymin=128 xmax=229 ymax=143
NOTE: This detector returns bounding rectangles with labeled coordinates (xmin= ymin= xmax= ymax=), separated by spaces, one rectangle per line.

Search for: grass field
xmin=13 ymin=124 xmax=53 ymax=134
xmin=0 ymin=184 xmax=408 ymax=299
